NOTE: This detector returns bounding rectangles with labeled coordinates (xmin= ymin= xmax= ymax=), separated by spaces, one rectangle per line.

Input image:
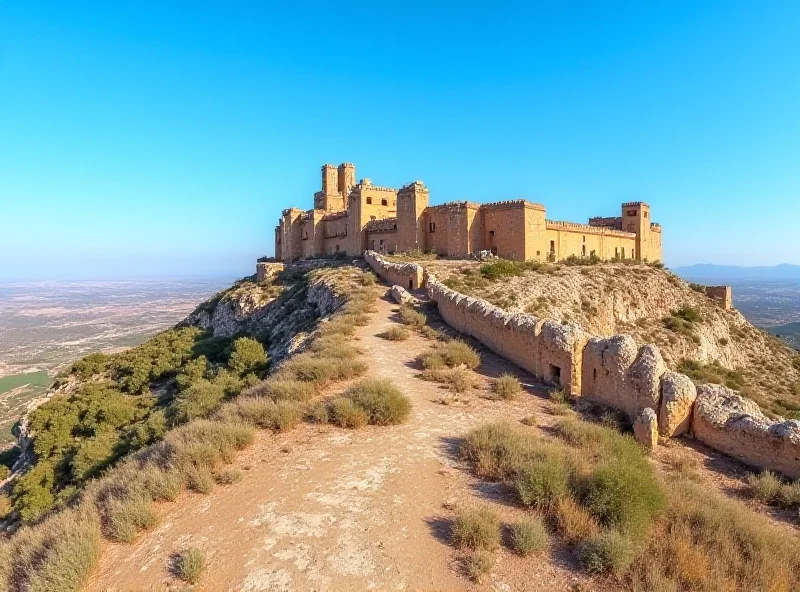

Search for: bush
xmin=495 ymin=374 xmax=522 ymax=399
xmin=0 ymin=494 xmax=12 ymax=520
xmin=549 ymin=388 xmax=568 ymax=404
xmin=579 ymin=530 xmax=634 ymax=574
xmin=172 ymin=379 xmax=226 ymax=424
xmin=508 ymin=515 xmax=548 ymax=556
xmin=746 ymin=470 xmax=800 ymax=508
xmin=305 ymin=402 xmax=329 ymax=424
xmin=554 ymin=495 xmax=601 ymax=545
xmin=104 ymin=494 xmax=158 ymax=543
xmin=361 ymin=272 xmax=376 ymax=286
xmin=230 ymin=398 xmax=303 ymax=432
xmin=452 ymin=506 xmax=501 ymax=551
xmin=418 ymin=351 xmax=445 ymax=370
xmin=381 ymin=326 xmax=410 ymax=341
xmin=440 ymin=341 xmax=480 ymax=369
xmin=480 ymin=259 xmax=524 ymax=280
xmin=259 ymin=378 xmax=315 ymax=402
xmin=514 ymin=455 xmax=570 ymax=509
xmin=464 ymin=549 xmax=494 ymax=583
xmin=346 ymin=378 xmax=411 ymax=425
xmin=581 ymin=458 xmax=664 ymax=539
xmin=142 ymin=466 xmax=183 ymax=502
xmin=330 ymin=398 xmax=368 ymax=429
xmin=183 ymin=464 xmax=214 ymax=494
xmin=280 ymin=354 xmax=337 ymax=385
xmin=447 ymin=368 xmax=473 ymax=393
xmin=227 ymin=337 xmax=268 ymax=375
xmin=176 ymin=548 xmax=205 ymax=584
xmin=13 ymin=461 xmax=56 ymax=522
xmin=214 ymin=467 xmax=242 ymax=485
xmin=398 ymin=304 xmax=426 ymax=328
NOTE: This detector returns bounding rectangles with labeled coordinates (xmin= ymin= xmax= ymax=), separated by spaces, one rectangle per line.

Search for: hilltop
xmin=413 ymin=257 xmax=800 ymax=419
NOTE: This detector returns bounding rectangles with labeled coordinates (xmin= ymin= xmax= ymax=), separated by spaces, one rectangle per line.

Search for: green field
xmin=0 ymin=371 xmax=52 ymax=394
xmin=0 ymin=371 xmax=52 ymax=446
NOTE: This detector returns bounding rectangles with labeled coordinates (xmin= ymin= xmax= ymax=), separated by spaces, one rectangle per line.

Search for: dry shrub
xmin=318 ymin=319 xmax=356 ymax=337
xmin=580 ymin=529 xmax=634 ymax=575
xmin=346 ymin=378 xmax=411 ymax=425
xmin=5 ymin=506 xmax=101 ymax=592
xmin=495 ymin=374 xmax=522 ymax=399
xmin=447 ymin=368 xmax=473 ymax=393
xmin=440 ymin=340 xmax=480 ymax=369
xmin=330 ymin=398 xmax=368 ymax=429
xmin=509 ymin=515 xmax=548 ymax=556
xmin=305 ymin=402 xmax=329 ymax=424
xmin=182 ymin=464 xmax=214 ymax=494
xmin=166 ymin=420 xmax=254 ymax=470
xmin=745 ymin=470 xmax=800 ymax=508
xmin=104 ymin=493 xmax=158 ymax=543
xmin=464 ymin=549 xmax=494 ymax=583
xmin=514 ymin=454 xmax=570 ymax=509
xmin=308 ymin=333 xmax=359 ymax=359
xmin=381 ymin=326 xmax=410 ymax=341
xmin=554 ymin=495 xmax=601 ymax=544
xmin=421 ymin=326 xmax=441 ymax=340
xmin=361 ymin=272 xmax=376 ymax=286
xmin=230 ymin=398 xmax=303 ymax=432
xmin=141 ymin=466 xmax=183 ymax=502
xmin=418 ymin=351 xmax=445 ymax=370
xmin=176 ymin=547 xmax=205 ymax=584
xmin=280 ymin=354 xmax=338 ymax=385
xmin=549 ymin=388 xmax=568 ymax=404
xmin=259 ymin=379 xmax=315 ymax=402
xmin=398 ymin=304 xmax=426 ymax=328
xmin=214 ymin=467 xmax=242 ymax=485
xmin=0 ymin=494 xmax=12 ymax=520
xmin=452 ymin=506 xmax=501 ymax=551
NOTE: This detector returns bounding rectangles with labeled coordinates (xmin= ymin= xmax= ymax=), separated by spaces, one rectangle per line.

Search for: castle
xmin=275 ymin=163 xmax=662 ymax=263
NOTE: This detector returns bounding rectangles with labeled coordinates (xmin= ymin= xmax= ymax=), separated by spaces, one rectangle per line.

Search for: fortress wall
xmin=368 ymin=252 xmax=800 ymax=478
xmin=364 ymin=251 xmax=424 ymax=290
xmin=692 ymin=385 xmax=800 ymax=479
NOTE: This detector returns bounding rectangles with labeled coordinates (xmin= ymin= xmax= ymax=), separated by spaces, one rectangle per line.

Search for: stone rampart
xmin=364 ymin=251 xmax=424 ymax=290
xmin=367 ymin=253 xmax=800 ymax=478
xmin=692 ymin=385 xmax=800 ymax=478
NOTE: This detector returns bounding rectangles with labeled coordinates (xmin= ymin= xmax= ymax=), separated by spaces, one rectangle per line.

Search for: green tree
xmin=227 ymin=337 xmax=268 ymax=375
xmin=13 ymin=461 xmax=56 ymax=522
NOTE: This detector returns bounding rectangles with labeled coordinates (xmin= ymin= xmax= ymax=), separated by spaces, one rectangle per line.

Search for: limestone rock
xmin=634 ymin=408 xmax=658 ymax=450
xmin=693 ymin=384 xmax=800 ymax=478
xmin=389 ymin=285 xmax=414 ymax=305
xmin=658 ymin=372 xmax=697 ymax=437
xmin=627 ymin=344 xmax=667 ymax=415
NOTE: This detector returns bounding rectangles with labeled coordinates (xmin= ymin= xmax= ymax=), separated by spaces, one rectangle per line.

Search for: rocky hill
xmin=416 ymin=258 xmax=800 ymax=419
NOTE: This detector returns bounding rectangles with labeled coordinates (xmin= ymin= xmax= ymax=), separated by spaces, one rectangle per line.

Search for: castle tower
xmin=338 ymin=163 xmax=356 ymax=196
xmin=396 ymin=181 xmax=429 ymax=253
xmin=620 ymin=202 xmax=651 ymax=261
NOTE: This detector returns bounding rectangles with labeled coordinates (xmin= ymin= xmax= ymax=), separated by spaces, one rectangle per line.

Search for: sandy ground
xmin=85 ymin=293 xmax=798 ymax=591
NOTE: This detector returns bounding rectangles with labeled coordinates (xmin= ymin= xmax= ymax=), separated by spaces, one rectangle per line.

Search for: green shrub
xmin=228 ymin=398 xmax=302 ymax=432
xmin=70 ymin=428 xmax=120 ymax=481
xmin=549 ymin=388 xmax=568 ymax=404
xmin=464 ymin=549 xmax=495 ymax=583
xmin=509 ymin=515 xmax=548 ymax=556
xmin=418 ymin=351 xmax=445 ymax=370
xmin=452 ymin=506 xmax=501 ymax=551
xmin=514 ymin=455 xmax=570 ymax=509
xmin=71 ymin=353 xmax=109 ymax=380
xmin=280 ymin=354 xmax=337 ymax=384
xmin=227 ymin=337 xmax=268 ymax=375
xmin=0 ymin=494 xmax=12 ymax=520
xmin=258 ymin=378 xmax=316 ymax=402
xmin=579 ymin=530 xmax=634 ymax=574
xmin=13 ymin=461 xmax=56 ymax=522
xmin=480 ymin=259 xmax=524 ymax=280
xmin=581 ymin=459 xmax=664 ymax=539
xmin=330 ymin=398 xmax=368 ymax=429
xmin=171 ymin=379 xmax=226 ymax=424
xmin=176 ymin=548 xmax=205 ymax=584
xmin=361 ymin=272 xmax=376 ymax=286
xmin=495 ymin=374 xmax=522 ymax=399
xmin=440 ymin=341 xmax=480 ymax=369
xmin=381 ymin=326 xmax=410 ymax=341
xmin=346 ymin=378 xmax=411 ymax=425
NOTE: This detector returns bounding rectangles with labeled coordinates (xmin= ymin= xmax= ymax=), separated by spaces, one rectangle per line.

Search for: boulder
xmin=634 ymin=408 xmax=658 ymax=450
xmin=389 ymin=285 xmax=414 ymax=305
xmin=658 ymin=371 xmax=697 ymax=437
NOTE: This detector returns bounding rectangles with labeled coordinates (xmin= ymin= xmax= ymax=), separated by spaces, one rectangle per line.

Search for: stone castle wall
xmin=365 ymin=251 xmax=800 ymax=479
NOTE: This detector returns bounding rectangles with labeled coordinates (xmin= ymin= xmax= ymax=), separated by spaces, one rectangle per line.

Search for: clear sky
xmin=1 ymin=1 xmax=799 ymax=280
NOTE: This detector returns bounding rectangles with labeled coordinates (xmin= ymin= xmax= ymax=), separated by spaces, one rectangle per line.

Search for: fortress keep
xmin=275 ymin=163 xmax=662 ymax=263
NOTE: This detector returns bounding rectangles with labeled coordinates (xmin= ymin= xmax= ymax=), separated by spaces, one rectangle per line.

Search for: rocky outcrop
xmin=692 ymin=384 xmax=800 ymax=478
xmin=390 ymin=285 xmax=414 ymax=305
xmin=659 ymin=372 xmax=697 ymax=437
xmin=256 ymin=262 xmax=284 ymax=282
xmin=634 ymin=408 xmax=658 ymax=449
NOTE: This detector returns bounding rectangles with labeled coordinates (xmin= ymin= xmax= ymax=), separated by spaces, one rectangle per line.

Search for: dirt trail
xmin=85 ymin=293 xmax=794 ymax=591
xmin=87 ymin=295 xmax=605 ymax=591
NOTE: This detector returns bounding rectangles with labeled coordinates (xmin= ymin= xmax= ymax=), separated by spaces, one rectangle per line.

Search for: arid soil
xmin=85 ymin=292 xmax=796 ymax=592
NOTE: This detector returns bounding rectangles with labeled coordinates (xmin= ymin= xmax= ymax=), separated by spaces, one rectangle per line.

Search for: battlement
xmin=399 ymin=180 xmax=428 ymax=192
xmin=355 ymin=181 xmax=397 ymax=193
xmin=621 ymin=201 xmax=649 ymax=207
xmin=425 ymin=201 xmax=481 ymax=212
xmin=481 ymin=199 xmax=545 ymax=212
xmin=588 ymin=216 xmax=622 ymax=229
xmin=547 ymin=219 xmax=637 ymax=238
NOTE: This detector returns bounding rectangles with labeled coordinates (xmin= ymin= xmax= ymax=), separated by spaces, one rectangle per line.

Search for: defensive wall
xmin=364 ymin=251 xmax=800 ymax=479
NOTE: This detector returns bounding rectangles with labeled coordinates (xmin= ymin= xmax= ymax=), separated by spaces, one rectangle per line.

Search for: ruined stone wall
xmin=364 ymin=252 xmax=800 ymax=479
xmin=364 ymin=251 xmax=424 ymax=290
xmin=705 ymin=286 xmax=732 ymax=310
xmin=256 ymin=262 xmax=285 ymax=282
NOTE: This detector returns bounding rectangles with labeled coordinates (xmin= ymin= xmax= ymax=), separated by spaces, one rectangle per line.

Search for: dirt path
xmin=87 ymin=295 xmax=604 ymax=591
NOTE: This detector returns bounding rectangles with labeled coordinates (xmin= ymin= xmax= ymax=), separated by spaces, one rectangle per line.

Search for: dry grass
xmin=225 ymin=398 xmax=304 ymax=432
xmin=494 ymin=373 xmax=522 ymax=399
xmin=381 ymin=326 xmax=410 ymax=341
xmin=464 ymin=549 xmax=495 ymax=583
xmin=345 ymin=378 xmax=411 ymax=425
xmin=447 ymin=368 xmax=473 ymax=393
xmin=330 ymin=398 xmax=369 ymax=429
xmin=452 ymin=506 xmax=501 ymax=551
xmin=508 ymin=515 xmax=548 ymax=556
xmin=175 ymin=547 xmax=205 ymax=584
xmin=214 ymin=467 xmax=242 ymax=485
xmin=439 ymin=340 xmax=480 ymax=369
xmin=745 ymin=470 xmax=800 ymax=508
xmin=103 ymin=493 xmax=158 ymax=543
xmin=398 ymin=304 xmax=426 ymax=328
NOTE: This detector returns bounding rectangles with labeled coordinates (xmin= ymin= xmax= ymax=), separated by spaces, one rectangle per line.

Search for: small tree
xmin=227 ymin=337 xmax=268 ymax=375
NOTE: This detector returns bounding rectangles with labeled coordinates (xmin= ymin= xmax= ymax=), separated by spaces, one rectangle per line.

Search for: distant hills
xmin=673 ymin=263 xmax=800 ymax=282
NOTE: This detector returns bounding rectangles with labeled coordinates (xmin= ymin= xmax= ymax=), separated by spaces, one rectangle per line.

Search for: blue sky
xmin=1 ymin=1 xmax=799 ymax=280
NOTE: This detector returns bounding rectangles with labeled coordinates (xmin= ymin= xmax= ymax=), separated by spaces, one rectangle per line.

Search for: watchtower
xmin=338 ymin=163 xmax=356 ymax=196
xmin=621 ymin=202 xmax=651 ymax=261
xmin=396 ymin=181 xmax=429 ymax=253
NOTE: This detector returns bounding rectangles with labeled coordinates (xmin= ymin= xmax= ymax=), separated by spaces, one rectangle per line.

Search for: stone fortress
xmin=275 ymin=163 xmax=663 ymax=264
